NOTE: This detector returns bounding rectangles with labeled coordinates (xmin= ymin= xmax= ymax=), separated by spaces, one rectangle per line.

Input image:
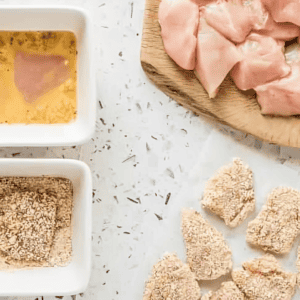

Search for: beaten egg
xmin=0 ymin=31 xmax=77 ymax=124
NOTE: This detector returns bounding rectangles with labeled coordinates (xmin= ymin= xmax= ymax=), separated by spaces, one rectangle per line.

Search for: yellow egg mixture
xmin=0 ymin=31 xmax=77 ymax=124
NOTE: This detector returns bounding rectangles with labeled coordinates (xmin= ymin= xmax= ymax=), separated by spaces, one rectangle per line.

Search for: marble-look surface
xmin=0 ymin=0 xmax=300 ymax=299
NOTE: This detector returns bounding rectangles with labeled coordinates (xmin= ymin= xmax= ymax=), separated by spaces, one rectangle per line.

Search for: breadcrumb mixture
xmin=181 ymin=209 xmax=232 ymax=280
xmin=0 ymin=177 xmax=73 ymax=269
xmin=202 ymin=158 xmax=255 ymax=227
xmin=296 ymin=245 xmax=300 ymax=288
xmin=232 ymin=254 xmax=296 ymax=300
xmin=247 ymin=187 xmax=300 ymax=254
xmin=202 ymin=281 xmax=245 ymax=300
xmin=143 ymin=253 xmax=201 ymax=300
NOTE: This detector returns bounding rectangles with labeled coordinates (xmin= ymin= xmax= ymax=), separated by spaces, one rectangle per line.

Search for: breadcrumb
xmin=143 ymin=253 xmax=201 ymax=300
xmin=181 ymin=209 xmax=232 ymax=280
xmin=202 ymin=281 xmax=245 ymax=300
xmin=0 ymin=191 xmax=56 ymax=262
xmin=246 ymin=187 xmax=300 ymax=254
xmin=202 ymin=158 xmax=255 ymax=227
xmin=232 ymin=254 xmax=296 ymax=300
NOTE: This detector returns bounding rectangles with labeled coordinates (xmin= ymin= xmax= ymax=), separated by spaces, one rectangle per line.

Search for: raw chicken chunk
xmin=158 ymin=0 xmax=199 ymax=70
xmin=202 ymin=158 xmax=255 ymax=228
xmin=14 ymin=51 xmax=70 ymax=103
xmin=181 ymin=209 xmax=232 ymax=280
xmin=195 ymin=16 xmax=242 ymax=98
xmin=191 ymin=0 xmax=214 ymax=6
xmin=231 ymin=33 xmax=290 ymax=90
xmin=232 ymin=255 xmax=297 ymax=300
xmin=143 ymin=253 xmax=201 ymax=300
xmin=263 ymin=0 xmax=300 ymax=26
xmin=202 ymin=0 xmax=267 ymax=43
xmin=246 ymin=187 xmax=300 ymax=254
xmin=255 ymin=44 xmax=300 ymax=116
xmin=254 ymin=14 xmax=300 ymax=41
xmin=202 ymin=281 xmax=245 ymax=300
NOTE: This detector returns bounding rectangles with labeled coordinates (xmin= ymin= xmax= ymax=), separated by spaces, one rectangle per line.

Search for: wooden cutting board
xmin=140 ymin=0 xmax=300 ymax=148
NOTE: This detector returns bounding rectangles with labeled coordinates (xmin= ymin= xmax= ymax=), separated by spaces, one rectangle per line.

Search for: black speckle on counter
xmin=165 ymin=193 xmax=171 ymax=205
xmin=100 ymin=118 xmax=106 ymax=125
xmin=130 ymin=2 xmax=133 ymax=18
xmin=127 ymin=197 xmax=139 ymax=204
xmin=155 ymin=214 xmax=163 ymax=221
xmin=122 ymin=155 xmax=136 ymax=163
xmin=165 ymin=168 xmax=175 ymax=179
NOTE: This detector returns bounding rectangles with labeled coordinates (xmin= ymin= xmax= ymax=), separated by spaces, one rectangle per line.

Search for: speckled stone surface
xmin=1 ymin=0 xmax=300 ymax=300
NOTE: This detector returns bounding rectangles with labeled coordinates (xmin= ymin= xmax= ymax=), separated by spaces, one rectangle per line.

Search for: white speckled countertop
xmin=1 ymin=0 xmax=300 ymax=299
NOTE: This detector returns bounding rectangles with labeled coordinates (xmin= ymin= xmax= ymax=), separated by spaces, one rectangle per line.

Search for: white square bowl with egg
xmin=0 ymin=6 xmax=96 ymax=146
xmin=0 ymin=158 xmax=92 ymax=296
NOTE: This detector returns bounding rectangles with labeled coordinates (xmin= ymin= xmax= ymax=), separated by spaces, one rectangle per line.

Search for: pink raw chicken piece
xmin=201 ymin=0 xmax=267 ymax=43
xmin=191 ymin=0 xmax=214 ymax=6
xmin=195 ymin=17 xmax=242 ymax=98
xmin=230 ymin=33 xmax=290 ymax=90
xmin=14 ymin=51 xmax=70 ymax=103
xmin=263 ymin=0 xmax=300 ymax=26
xmin=255 ymin=44 xmax=300 ymax=116
xmin=158 ymin=0 xmax=199 ymax=70
xmin=254 ymin=14 xmax=300 ymax=41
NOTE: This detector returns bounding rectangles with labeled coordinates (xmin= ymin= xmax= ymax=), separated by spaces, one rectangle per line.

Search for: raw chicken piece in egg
xmin=230 ymin=33 xmax=290 ymax=90
xmin=14 ymin=51 xmax=70 ymax=103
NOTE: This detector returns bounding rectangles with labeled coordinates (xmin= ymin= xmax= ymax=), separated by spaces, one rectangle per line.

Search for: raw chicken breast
xmin=195 ymin=16 xmax=242 ymax=98
xmin=254 ymin=14 xmax=300 ymax=41
xmin=191 ymin=0 xmax=214 ymax=6
xmin=14 ymin=51 xmax=70 ymax=103
xmin=255 ymin=44 xmax=300 ymax=116
xmin=231 ymin=33 xmax=290 ymax=90
xmin=158 ymin=0 xmax=199 ymax=70
xmin=201 ymin=0 xmax=267 ymax=43
xmin=263 ymin=0 xmax=300 ymax=26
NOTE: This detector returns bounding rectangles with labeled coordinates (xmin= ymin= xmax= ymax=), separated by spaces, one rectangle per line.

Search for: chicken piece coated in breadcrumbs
xmin=143 ymin=253 xmax=201 ymax=300
xmin=232 ymin=254 xmax=296 ymax=300
xmin=202 ymin=281 xmax=245 ymax=300
xmin=202 ymin=158 xmax=255 ymax=227
xmin=296 ymin=245 xmax=300 ymax=287
xmin=246 ymin=187 xmax=300 ymax=254
xmin=181 ymin=209 xmax=232 ymax=280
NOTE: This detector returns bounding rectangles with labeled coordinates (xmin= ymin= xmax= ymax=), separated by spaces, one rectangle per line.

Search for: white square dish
xmin=0 ymin=6 xmax=96 ymax=146
xmin=0 ymin=158 xmax=92 ymax=297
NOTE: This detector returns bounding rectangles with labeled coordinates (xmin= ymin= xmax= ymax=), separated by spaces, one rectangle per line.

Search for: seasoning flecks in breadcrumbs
xmin=246 ymin=187 xmax=300 ymax=254
xmin=0 ymin=176 xmax=73 ymax=269
xmin=202 ymin=281 xmax=245 ymax=300
xmin=143 ymin=253 xmax=201 ymax=300
xmin=232 ymin=254 xmax=296 ymax=300
xmin=181 ymin=209 xmax=232 ymax=281
xmin=202 ymin=158 xmax=255 ymax=227
xmin=0 ymin=191 xmax=56 ymax=262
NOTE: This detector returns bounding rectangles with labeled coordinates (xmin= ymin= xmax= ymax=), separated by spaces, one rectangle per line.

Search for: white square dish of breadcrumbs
xmin=0 ymin=159 xmax=92 ymax=297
